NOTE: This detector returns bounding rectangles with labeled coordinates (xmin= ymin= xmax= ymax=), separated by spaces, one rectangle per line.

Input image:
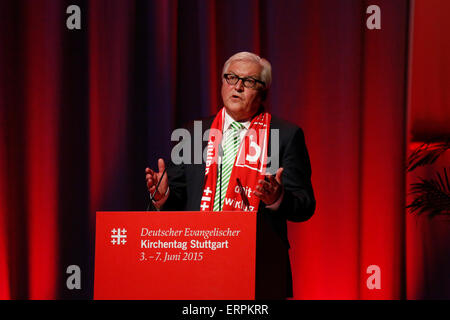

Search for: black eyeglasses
xmin=223 ymin=73 xmax=265 ymax=89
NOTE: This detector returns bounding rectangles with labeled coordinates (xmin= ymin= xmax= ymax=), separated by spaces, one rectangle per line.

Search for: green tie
xmin=213 ymin=121 xmax=244 ymax=211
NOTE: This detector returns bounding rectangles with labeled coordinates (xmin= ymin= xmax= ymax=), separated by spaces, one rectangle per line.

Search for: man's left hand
xmin=254 ymin=167 xmax=284 ymax=205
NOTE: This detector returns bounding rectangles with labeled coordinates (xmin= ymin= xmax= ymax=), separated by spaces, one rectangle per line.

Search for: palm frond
xmin=407 ymin=141 xmax=450 ymax=172
xmin=407 ymin=168 xmax=450 ymax=216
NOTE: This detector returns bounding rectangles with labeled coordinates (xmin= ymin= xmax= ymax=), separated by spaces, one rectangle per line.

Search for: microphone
xmin=218 ymin=143 xmax=224 ymax=210
xmin=146 ymin=167 xmax=168 ymax=211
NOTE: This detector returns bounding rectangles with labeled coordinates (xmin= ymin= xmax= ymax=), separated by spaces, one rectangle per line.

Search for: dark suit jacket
xmin=158 ymin=112 xmax=316 ymax=299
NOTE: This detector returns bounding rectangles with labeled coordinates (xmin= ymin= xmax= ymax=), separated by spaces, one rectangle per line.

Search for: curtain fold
xmin=23 ymin=0 xmax=62 ymax=300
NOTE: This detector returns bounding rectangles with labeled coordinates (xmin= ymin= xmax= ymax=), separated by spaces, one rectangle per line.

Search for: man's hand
xmin=145 ymin=158 xmax=169 ymax=208
xmin=254 ymin=167 xmax=284 ymax=206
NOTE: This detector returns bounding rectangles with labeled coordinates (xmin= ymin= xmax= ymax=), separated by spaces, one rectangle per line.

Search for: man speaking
xmin=145 ymin=52 xmax=315 ymax=299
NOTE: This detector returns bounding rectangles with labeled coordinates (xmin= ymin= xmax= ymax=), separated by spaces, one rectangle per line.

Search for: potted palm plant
xmin=407 ymin=140 xmax=450 ymax=299
xmin=407 ymin=140 xmax=450 ymax=216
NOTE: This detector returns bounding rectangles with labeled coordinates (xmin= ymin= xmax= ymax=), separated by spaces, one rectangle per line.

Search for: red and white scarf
xmin=200 ymin=108 xmax=271 ymax=212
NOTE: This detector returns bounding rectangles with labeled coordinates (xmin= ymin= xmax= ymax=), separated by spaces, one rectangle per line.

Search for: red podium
xmin=94 ymin=211 xmax=257 ymax=300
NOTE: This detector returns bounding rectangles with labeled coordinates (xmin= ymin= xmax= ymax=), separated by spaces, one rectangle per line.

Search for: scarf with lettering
xmin=200 ymin=107 xmax=271 ymax=212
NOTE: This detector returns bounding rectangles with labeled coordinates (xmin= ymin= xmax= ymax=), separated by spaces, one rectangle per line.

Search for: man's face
xmin=221 ymin=60 xmax=264 ymax=121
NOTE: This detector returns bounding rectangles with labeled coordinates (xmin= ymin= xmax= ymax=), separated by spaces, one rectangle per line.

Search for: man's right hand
xmin=145 ymin=158 xmax=169 ymax=209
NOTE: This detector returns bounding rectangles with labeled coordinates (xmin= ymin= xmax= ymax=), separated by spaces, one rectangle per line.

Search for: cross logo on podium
xmin=111 ymin=228 xmax=127 ymax=245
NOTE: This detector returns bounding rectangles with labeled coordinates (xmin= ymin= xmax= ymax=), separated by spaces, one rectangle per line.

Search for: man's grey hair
xmin=222 ymin=51 xmax=272 ymax=89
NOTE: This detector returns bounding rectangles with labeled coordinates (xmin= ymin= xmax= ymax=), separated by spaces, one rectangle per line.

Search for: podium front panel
xmin=94 ymin=211 xmax=256 ymax=299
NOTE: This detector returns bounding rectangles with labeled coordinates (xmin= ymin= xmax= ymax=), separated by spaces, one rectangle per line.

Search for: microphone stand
xmin=146 ymin=167 xmax=167 ymax=211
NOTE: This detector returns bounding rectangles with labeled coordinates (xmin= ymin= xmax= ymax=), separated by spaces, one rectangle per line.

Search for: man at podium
xmin=145 ymin=51 xmax=315 ymax=299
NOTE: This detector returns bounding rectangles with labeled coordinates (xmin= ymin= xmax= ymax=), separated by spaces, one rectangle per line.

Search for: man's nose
xmin=234 ymin=79 xmax=244 ymax=91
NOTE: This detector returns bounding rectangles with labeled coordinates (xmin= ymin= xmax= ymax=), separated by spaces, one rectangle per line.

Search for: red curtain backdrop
xmin=0 ymin=37 xmax=9 ymax=299
xmin=281 ymin=0 xmax=409 ymax=299
xmin=0 ymin=0 xmax=448 ymax=300
xmin=409 ymin=0 xmax=450 ymax=141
